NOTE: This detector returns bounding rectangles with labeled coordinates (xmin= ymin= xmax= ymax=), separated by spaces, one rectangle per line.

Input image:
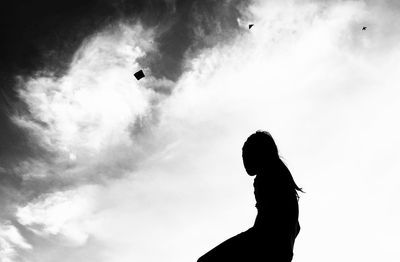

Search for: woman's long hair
xmin=243 ymin=130 xmax=304 ymax=199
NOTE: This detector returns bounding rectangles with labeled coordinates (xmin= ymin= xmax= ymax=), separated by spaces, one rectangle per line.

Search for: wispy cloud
xmin=0 ymin=222 xmax=32 ymax=262
xmin=16 ymin=185 xmax=101 ymax=246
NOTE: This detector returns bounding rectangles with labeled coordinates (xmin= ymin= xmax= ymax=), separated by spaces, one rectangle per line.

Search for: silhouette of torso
xmin=252 ymin=173 xmax=300 ymax=260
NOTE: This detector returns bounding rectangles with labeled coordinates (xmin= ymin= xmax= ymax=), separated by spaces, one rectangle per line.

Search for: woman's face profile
xmin=242 ymin=149 xmax=258 ymax=176
xmin=242 ymin=131 xmax=278 ymax=176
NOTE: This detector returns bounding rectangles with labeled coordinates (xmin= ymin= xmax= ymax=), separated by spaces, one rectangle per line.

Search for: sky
xmin=1 ymin=0 xmax=400 ymax=261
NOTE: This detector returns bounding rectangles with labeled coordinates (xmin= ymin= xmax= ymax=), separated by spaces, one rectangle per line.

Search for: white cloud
xmin=0 ymin=222 xmax=32 ymax=262
xmin=16 ymin=185 xmax=100 ymax=246
xmin=13 ymin=23 xmax=159 ymax=171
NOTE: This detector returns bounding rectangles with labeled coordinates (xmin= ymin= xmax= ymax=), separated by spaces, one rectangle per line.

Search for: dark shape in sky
xmin=249 ymin=24 xmax=254 ymax=29
xmin=362 ymin=26 xmax=367 ymax=30
xmin=134 ymin=69 xmax=145 ymax=80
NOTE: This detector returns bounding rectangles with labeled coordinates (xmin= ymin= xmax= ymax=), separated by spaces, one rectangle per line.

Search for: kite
xmin=134 ymin=70 xmax=145 ymax=80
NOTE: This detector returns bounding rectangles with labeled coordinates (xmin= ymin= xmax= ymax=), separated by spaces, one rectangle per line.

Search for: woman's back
xmin=252 ymin=173 xmax=300 ymax=260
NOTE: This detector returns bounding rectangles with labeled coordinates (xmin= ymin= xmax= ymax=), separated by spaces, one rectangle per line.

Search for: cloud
xmin=0 ymin=222 xmax=32 ymax=262
xmin=10 ymin=24 xmax=158 ymax=187
xmin=16 ymin=185 xmax=100 ymax=246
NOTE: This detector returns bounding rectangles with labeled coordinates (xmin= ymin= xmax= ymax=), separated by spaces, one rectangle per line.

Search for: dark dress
xmin=197 ymin=173 xmax=300 ymax=262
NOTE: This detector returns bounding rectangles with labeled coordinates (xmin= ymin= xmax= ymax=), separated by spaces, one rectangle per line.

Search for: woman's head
xmin=242 ymin=130 xmax=279 ymax=176
xmin=242 ymin=130 xmax=304 ymax=197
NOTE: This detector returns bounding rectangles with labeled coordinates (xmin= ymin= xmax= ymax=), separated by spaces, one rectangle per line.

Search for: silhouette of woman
xmin=198 ymin=131 xmax=303 ymax=262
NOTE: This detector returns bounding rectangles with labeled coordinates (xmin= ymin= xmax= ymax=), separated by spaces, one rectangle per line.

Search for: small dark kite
xmin=362 ymin=26 xmax=367 ymax=30
xmin=134 ymin=70 xmax=145 ymax=80
xmin=249 ymin=24 xmax=254 ymax=29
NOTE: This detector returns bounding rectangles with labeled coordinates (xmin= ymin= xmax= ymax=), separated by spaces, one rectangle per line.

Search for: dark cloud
xmin=139 ymin=0 xmax=247 ymax=81
xmin=0 ymin=0 xmax=247 ymax=87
